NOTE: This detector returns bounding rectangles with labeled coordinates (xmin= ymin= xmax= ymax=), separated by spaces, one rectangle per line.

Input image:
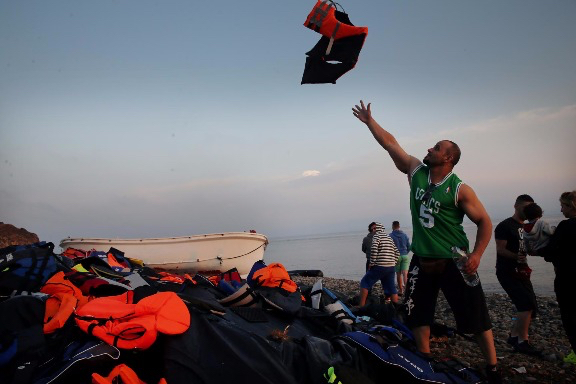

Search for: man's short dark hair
xmin=368 ymin=222 xmax=376 ymax=231
xmin=447 ymin=141 xmax=461 ymax=166
xmin=392 ymin=220 xmax=400 ymax=227
xmin=515 ymin=194 xmax=534 ymax=205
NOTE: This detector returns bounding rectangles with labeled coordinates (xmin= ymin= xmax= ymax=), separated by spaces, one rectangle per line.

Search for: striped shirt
xmin=370 ymin=231 xmax=400 ymax=267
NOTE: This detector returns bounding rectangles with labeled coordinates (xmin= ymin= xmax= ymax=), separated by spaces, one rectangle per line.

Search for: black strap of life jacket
xmin=329 ymin=0 xmax=345 ymax=13
xmin=310 ymin=289 xmax=322 ymax=296
xmin=117 ymin=326 xmax=147 ymax=343
xmin=252 ymin=274 xmax=265 ymax=289
xmin=77 ymin=315 xmax=113 ymax=326
xmin=87 ymin=322 xmax=97 ymax=336
xmin=113 ymin=334 xmax=120 ymax=348
xmin=254 ymin=276 xmax=290 ymax=291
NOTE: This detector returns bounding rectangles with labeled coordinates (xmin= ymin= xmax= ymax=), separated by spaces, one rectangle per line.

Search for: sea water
xmin=265 ymin=217 xmax=564 ymax=296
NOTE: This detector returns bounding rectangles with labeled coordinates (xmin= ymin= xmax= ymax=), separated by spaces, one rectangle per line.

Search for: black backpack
xmin=0 ymin=242 xmax=68 ymax=297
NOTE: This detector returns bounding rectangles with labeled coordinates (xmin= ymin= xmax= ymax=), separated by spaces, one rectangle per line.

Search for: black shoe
xmin=506 ymin=334 xmax=518 ymax=347
xmin=485 ymin=365 xmax=502 ymax=384
xmin=514 ymin=340 xmax=542 ymax=356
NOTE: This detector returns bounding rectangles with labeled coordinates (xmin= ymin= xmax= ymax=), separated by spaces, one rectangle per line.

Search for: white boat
xmin=59 ymin=232 xmax=268 ymax=277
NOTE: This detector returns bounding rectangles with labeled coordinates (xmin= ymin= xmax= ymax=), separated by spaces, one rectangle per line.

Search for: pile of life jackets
xmin=0 ymin=242 xmax=191 ymax=383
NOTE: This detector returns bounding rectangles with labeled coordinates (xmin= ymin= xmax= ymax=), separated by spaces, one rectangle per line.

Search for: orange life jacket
xmin=106 ymin=252 xmax=129 ymax=270
xmin=75 ymin=291 xmax=190 ymax=350
xmin=91 ymin=363 xmax=167 ymax=384
xmin=304 ymin=0 xmax=368 ymax=41
xmin=251 ymin=263 xmax=298 ymax=293
xmin=61 ymin=247 xmax=91 ymax=260
xmin=155 ymin=271 xmax=195 ymax=284
xmin=42 ymin=293 xmax=78 ymax=334
xmin=40 ymin=271 xmax=89 ymax=333
xmin=41 ymin=271 xmax=88 ymax=304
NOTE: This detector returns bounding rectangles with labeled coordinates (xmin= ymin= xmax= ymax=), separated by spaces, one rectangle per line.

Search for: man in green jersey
xmin=353 ymin=101 xmax=500 ymax=383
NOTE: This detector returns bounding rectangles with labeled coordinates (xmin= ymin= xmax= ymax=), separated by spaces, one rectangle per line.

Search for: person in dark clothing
xmin=361 ymin=222 xmax=377 ymax=272
xmin=495 ymin=194 xmax=540 ymax=355
xmin=534 ymin=191 xmax=576 ymax=365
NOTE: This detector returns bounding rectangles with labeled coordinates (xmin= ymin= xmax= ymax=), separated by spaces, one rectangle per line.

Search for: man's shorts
xmin=403 ymin=255 xmax=492 ymax=334
xmin=496 ymin=269 xmax=538 ymax=312
xmin=360 ymin=266 xmax=397 ymax=295
xmin=395 ymin=253 xmax=411 ymax=272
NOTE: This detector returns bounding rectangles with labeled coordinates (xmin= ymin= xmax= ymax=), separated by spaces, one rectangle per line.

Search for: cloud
xmin=439 ymin=104 xmax=576 ymax=137
xmin=434 ymin=104 xmax=576 ymax=218
xmin=302 ymin=170 xmax=320 ymax=177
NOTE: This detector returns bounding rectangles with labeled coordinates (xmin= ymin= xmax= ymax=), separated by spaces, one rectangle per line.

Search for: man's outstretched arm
xmin=352 ymin=100 xmax=420 ymax=175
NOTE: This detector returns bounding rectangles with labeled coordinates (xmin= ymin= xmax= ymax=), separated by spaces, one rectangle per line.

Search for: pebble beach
xmin=292 ymin=276 xmax=576 ymax=384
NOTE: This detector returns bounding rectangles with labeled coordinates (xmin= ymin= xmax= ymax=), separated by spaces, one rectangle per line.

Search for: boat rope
xmin=219 ymin=241 xmax=268 ymax=262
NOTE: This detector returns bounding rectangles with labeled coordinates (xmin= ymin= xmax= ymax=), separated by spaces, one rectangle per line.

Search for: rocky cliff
xmin=0 ymin=222 xmax=40 ymax=248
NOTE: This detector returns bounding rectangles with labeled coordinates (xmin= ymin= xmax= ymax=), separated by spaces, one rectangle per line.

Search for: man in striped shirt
xmin=358 ymin=222 xmax=400 ymax=306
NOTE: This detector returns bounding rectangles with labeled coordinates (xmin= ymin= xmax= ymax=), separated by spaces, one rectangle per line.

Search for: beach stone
xmin=543 ymin=353 xmax=557 ymax=362
xmin=0 ymin=222 xmax=39 ymax=248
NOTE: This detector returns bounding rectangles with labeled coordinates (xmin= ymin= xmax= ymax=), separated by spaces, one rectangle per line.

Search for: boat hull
xmin=59 ymin=232 xmax=268 ymax=276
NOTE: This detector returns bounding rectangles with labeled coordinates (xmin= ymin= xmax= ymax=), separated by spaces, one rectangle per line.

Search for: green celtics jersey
xmin=409 ymin=164 xmax=469 ymax=258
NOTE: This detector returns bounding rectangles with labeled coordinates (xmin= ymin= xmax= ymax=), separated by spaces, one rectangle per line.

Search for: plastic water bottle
xmin=451 ymin=246 xmax=480 ymax=287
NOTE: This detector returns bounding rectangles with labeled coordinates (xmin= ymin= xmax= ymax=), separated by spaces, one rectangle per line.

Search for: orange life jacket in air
xmin=304 ymin=0 xmax=368 ymax=41
xmin=301 ymin=0 xmax=368 ymax=84
xmin=75 ymin=291 xmax=190 ymax=350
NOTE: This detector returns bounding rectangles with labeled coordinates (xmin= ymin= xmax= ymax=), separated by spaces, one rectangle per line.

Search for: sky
xmin=1 ymin=0 xmax=575 ymax=244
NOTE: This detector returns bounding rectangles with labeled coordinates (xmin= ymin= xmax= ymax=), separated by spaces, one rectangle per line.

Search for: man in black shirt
xmin=361 ymin=222 xmax=377 ymax=272
xmin=495 ymin=194 xmax=540 ymax=355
